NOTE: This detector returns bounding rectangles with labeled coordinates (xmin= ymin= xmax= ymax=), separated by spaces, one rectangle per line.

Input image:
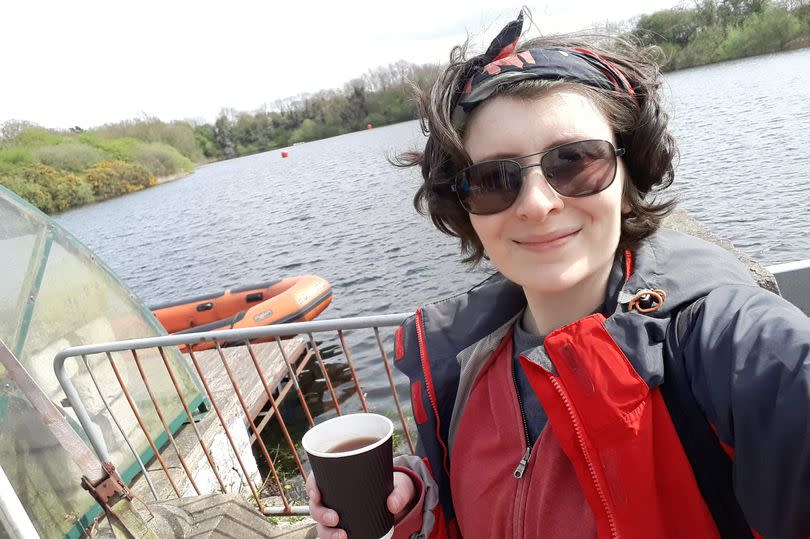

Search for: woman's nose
xmin=513 ymin=168 xmax=564 ymax=220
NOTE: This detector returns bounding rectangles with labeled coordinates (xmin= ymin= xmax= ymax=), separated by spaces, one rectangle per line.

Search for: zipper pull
xmin=513 ymin=447 xmax=532 ymax=478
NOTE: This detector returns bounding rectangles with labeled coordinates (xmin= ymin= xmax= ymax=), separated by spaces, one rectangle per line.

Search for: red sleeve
xmin=392 ymin=465 xmax=426 ymax=539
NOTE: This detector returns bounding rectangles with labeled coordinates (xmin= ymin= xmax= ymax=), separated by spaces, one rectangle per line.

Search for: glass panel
xmin=0 ymin=375 xmax=88 ymax=537
xmin=0 ymin=187 xmax=203 ymax=538
xmin=0 ymin=192 xmax=47 ymax=353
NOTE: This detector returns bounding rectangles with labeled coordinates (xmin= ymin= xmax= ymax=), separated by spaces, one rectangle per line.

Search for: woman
xmin=308 ymin=11 xmax=810 ymax=539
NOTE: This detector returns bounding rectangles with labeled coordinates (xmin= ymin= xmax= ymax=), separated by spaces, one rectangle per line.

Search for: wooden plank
xmin=194 ymin=337 xmax=305 ymax=421
xmin=129 ymin=337 xmax=306 ymax=501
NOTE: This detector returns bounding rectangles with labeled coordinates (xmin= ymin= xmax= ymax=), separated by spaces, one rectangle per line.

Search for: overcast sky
xmin=1 ymin=0 xmax=685 ymax=129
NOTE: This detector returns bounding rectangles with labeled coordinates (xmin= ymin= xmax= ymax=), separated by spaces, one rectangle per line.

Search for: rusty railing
xmin=53 ymin=313 xmax=413 ymax=516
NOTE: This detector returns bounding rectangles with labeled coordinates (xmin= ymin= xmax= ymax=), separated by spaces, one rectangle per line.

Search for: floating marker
xmin=281 ymin=150 xmax=289 ymax=158
xmin=367 ymin=124 xmax=373 ymax=129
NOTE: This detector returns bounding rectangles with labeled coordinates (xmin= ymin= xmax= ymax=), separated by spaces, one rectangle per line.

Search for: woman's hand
xmin=306 ymin=471 xmax=416 ymax=539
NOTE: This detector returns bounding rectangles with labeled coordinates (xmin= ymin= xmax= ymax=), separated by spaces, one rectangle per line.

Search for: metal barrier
xmin=54 ymin=313 xmax=413 ymax=517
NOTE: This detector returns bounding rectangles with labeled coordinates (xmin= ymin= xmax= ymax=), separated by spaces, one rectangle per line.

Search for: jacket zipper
xmin=511 ymin=355 xmax=535 ymax=539
xmin=545 ymin=371 xmax=619 ymax=539
xmin=512 ymin=356 xmax=533 ymax=478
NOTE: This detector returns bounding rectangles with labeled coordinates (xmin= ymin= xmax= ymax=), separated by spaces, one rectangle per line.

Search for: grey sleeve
xmin=392 ymin=454 xmax=440 ymax=538
xmin=682 ymin=284 xmax=810 ymax=538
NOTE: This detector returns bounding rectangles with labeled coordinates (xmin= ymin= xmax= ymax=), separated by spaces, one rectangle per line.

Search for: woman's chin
xmin=508 ymin=267 xmax=587 ymax=295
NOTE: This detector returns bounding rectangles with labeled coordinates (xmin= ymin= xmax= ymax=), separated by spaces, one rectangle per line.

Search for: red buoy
xmin=367 ymin=124 xmax=373 ymax=129
xmin=281 ymin=150 xmax=289 ymax=158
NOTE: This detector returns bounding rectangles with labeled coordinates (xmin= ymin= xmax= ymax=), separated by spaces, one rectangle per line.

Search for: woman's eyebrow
xmin=475 ymin=136 xmax=588 ymax=162
xmin=475 ymin=150 xmax=522 ymax=161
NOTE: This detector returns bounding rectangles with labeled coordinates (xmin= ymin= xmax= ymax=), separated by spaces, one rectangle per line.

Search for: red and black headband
xmin=451 ymin=11 xmax=635 ymax=126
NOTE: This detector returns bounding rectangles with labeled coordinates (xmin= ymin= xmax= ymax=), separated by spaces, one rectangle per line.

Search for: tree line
xmin=632 ymin=0 xmax=810 ymax=70
xmin=1 ymin=0 xmax=808 ymax=214
xmin=193 ymin=60 xmax=441 ymax=159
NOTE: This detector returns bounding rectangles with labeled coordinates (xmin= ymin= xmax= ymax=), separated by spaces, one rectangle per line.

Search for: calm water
xmin=56 ymin=49 xmax=810 ymax=411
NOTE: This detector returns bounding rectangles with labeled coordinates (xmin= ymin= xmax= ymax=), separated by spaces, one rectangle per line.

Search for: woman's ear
xmin=621 ymin=198 xmax=631 ymax=214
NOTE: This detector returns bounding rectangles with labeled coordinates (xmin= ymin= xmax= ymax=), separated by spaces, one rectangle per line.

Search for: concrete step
xmin=91 ymin=493 xmax=316 ymax=538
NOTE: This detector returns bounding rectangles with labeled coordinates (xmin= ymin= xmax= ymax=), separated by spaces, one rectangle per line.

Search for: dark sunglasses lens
xmin=542 ymin=140 xmax=617 ymax=197
xmin=459 ymin=161 xmax=522 ymax=214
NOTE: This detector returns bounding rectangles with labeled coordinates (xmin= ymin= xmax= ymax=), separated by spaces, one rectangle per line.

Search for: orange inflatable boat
xmin=150 ymin=275 xmax=332 ymax=337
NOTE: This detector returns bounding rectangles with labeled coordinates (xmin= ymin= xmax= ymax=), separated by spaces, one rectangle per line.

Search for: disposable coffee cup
xmin=302 ymin=413 xmax=394 ymax=539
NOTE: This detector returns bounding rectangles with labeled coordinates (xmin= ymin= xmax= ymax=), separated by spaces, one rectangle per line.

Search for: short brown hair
xmin=396 ymin=34 xmax=678 ymax=264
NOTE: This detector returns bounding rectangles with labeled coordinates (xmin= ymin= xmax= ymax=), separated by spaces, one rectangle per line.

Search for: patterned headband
xmin=451 ymin=11 xmax=635 ymax=127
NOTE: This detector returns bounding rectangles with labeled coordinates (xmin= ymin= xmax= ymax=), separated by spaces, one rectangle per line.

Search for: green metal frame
xmin=10 ymin=226 xmax=53 ymax=358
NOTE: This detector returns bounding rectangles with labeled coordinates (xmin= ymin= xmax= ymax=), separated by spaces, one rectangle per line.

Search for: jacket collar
xmin=413 ymin=228 xmax=757 ymax=389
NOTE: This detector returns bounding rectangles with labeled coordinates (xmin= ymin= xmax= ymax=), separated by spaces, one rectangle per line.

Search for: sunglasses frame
xmin=451 ymin=139 xmax=625 ymax=215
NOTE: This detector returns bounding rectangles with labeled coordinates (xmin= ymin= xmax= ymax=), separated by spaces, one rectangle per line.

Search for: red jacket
xmin=392 ymin=230 xmax=810 ymax=538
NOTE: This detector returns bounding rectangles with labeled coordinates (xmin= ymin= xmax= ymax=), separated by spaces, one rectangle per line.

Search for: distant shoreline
xmin=661 ymin=39 xmax=810 ymax=73
xmin=156 ymin=170 xmax=193 ymax=185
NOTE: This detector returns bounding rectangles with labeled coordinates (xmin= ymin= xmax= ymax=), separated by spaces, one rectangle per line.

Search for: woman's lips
xmin=513 ymin=229 xmax=580 ymax=251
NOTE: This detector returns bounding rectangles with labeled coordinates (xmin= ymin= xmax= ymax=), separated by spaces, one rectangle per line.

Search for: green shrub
xmin=95 ymin=119 xmax=204 ymax=162
xmin=717 ymin=9 xmax=805 ymax=60
xmin=0 ymin=174 xmax=54 ymax=212
xmin=132 ymin=142 xmax=193 ymax=177
xmin=289 ymin=119 xmax=321 ymax=144
xmin=653 ymin=42 xmax=683 ymax=69
xmin=0 ymin=161 xmax=16 ymax=175
xmin=77 ymin=133 xmax=140 ymax=161
xmin=16 ymin=127 xmax=66 ymax=147
xmin=48 ymin=175 xmax=95 ymax=212
xmin=634 ymin=8 xmax=701 ymax=47
xmin=269 ymin=133 xmax=290 ymax=149
xmin=193 ymin=124 xmax=219 ymax=158
xmin=0 ymin=164 xmax=94 ymax=213
xmin=0 ymin=147 xmax=33 ymax=167
xmin=84 ymin=160 xmax=155 ymax=200
xmin=672 ymin=26 xmax=726 ymax=69
xmin=795 ymin=4 xmax=810 ymax=26
xmin=33 ymin=143 xmax=108 ymax=172
xmin=383 ymin=102 xmax=413 ymax=124
xmin=362 ymin=113 xmax=386 ymax=127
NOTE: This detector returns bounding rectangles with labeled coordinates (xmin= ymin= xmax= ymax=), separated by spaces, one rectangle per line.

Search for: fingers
xmin=305 ymin=472 xmax=320 ymax=504
xmin=387 ymin=471 xmax=417 ymax=515
xmin=310 ymin=504 xmax=340 ymax=527
xmin=315 ymin=524 xmax=347 ymax=539
xmin=307 ymin=472 xmax=345 ymax=538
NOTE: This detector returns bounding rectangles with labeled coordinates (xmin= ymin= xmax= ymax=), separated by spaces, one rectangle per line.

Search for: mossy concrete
xmin=663 ymin=210 xmax=780 ymax=294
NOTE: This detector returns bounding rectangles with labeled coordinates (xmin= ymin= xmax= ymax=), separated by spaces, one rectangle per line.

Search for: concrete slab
xmin=90 ymin=493 xmax=316 ymax=538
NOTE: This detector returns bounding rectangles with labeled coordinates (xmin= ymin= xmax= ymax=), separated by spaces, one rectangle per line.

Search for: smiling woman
xmin=306 ymin=8 xmax=810 ymax=539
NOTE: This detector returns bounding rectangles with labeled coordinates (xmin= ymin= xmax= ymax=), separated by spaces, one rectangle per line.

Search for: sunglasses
xmin=451 ymin=139 xmax=625 ymax=215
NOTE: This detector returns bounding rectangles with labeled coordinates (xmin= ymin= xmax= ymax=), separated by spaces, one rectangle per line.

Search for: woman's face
xmin=463 ymin=90 xmax=628 ymax=295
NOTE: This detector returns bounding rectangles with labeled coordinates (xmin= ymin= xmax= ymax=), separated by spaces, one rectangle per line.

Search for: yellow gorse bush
xmin=83 ymin=160 xmax=155 ymax=201
xmin=0 ymin=164 xmax=94 ymax=214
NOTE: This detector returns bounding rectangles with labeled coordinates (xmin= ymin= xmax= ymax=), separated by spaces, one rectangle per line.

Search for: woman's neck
xmin=521 ymin=260 xmax=614 ymax=336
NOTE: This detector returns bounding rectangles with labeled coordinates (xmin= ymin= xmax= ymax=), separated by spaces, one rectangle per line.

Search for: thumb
xmin=387 ymin=471 xmax=416 ymax=515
